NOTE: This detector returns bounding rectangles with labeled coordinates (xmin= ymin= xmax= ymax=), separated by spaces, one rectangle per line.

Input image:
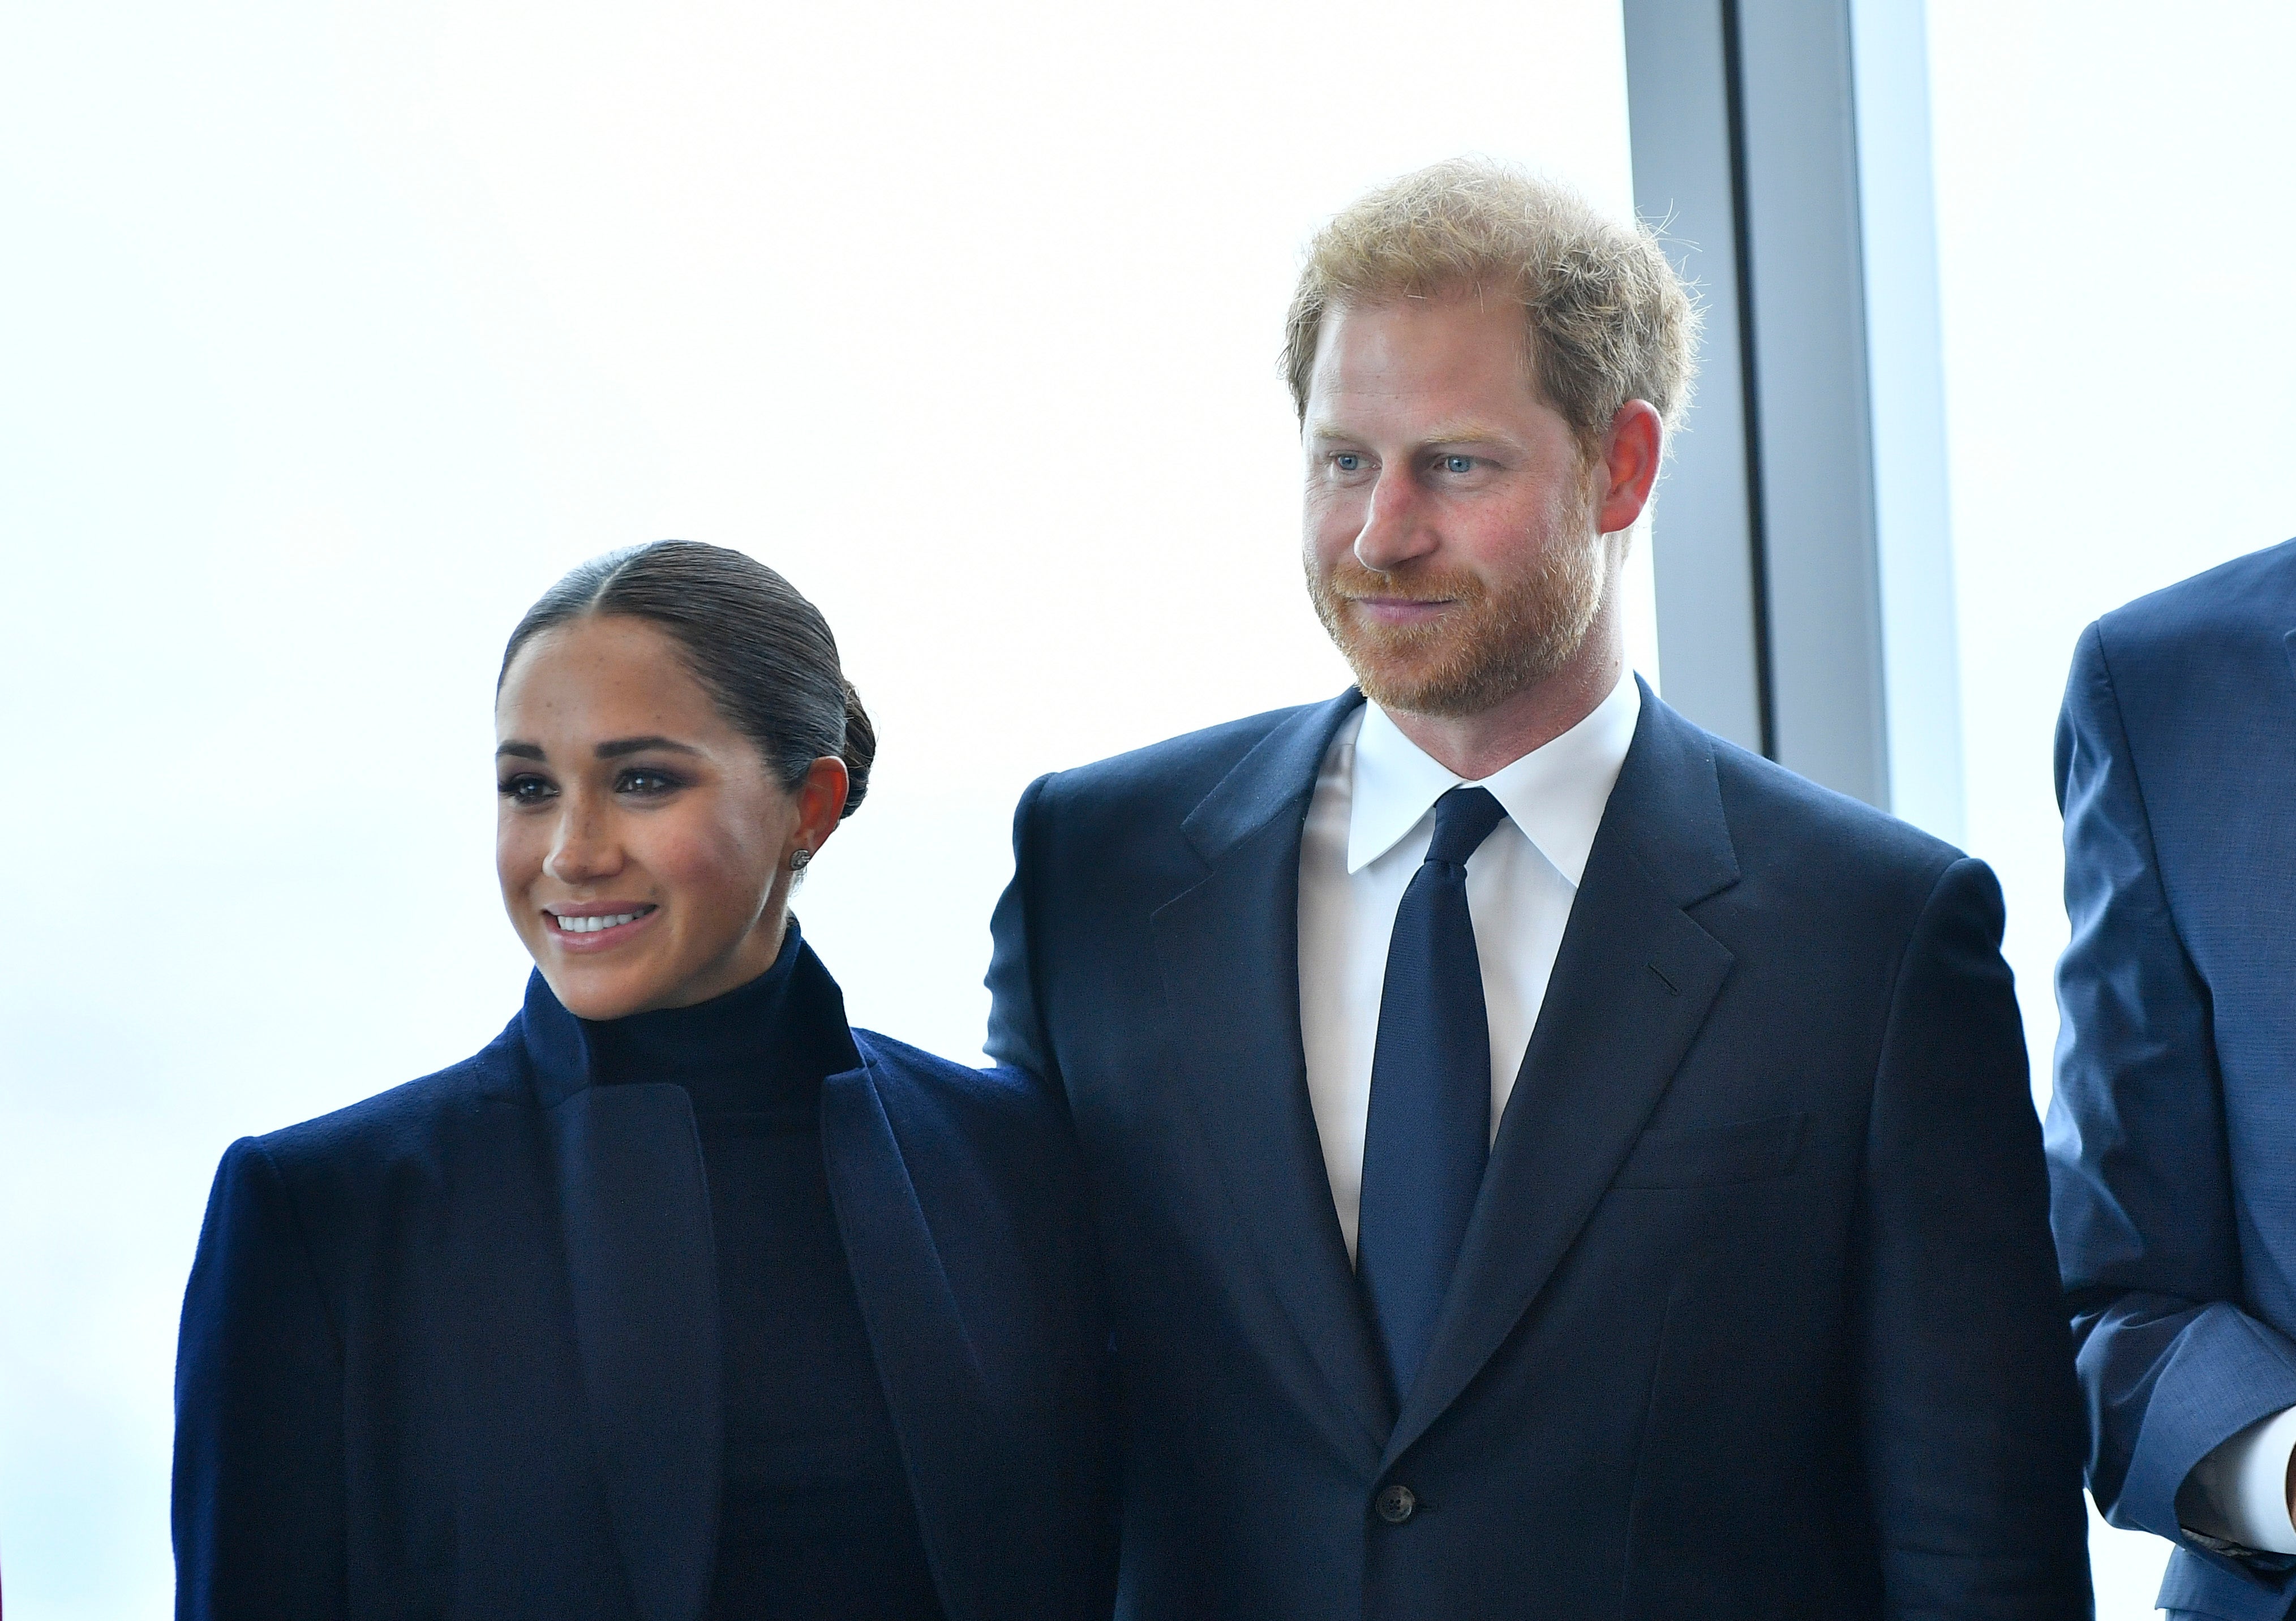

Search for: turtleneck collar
xmin=517 ymin=918 xmax=862 ymax=1113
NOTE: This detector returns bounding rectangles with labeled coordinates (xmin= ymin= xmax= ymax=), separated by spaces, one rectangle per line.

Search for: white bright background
xmin=0 ymin=1 xmax=1645 ymax=1613
xmin=1927 ymin=2 xmax=2296 ymax=1613
xmin=5 ymin=0 xmax=2281 ymax=1614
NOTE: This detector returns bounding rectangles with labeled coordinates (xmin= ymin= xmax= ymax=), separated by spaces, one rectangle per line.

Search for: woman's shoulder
xmin=843 ymin=1033 xmax=1095 ymax=1288
xmin=847 ymin=1030 xmax=1075 ymax=1163
xmin=245 ymin=1015 xmax=535 ymax=1187
xmin=190 ymin=1017 xmax=555 ymax=1321
xmin=851 ymin=1029 xmax=1057 ymax=1106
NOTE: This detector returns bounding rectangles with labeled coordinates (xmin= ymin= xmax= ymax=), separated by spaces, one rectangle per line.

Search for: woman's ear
xmin=787 ymin=755 xmax=850 ymax=868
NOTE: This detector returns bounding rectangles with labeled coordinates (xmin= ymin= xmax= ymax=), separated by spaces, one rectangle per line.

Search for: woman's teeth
xmin=556 ymin=912 xmax=643 ymax=934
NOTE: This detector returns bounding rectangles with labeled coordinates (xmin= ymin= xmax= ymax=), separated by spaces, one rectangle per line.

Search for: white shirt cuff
xmin=2183 ymin=1404 xmax=2296 ymax=1554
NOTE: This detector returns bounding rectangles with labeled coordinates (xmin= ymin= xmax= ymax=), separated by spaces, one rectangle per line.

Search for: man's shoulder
xmin=1684 ymin=711 xmax=1966 ymax=904
xmin=2095 ymin=535 xmax=2296 ymax=663
xmin=1030 ymin=697 xmax=1345 ymax=822
xmin=2065 ymin=537 xmax=2296 ymax=746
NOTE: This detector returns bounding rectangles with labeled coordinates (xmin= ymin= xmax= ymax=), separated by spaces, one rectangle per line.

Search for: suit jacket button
xmin=1375 ymin=1484 xmax=1417 ymax=1524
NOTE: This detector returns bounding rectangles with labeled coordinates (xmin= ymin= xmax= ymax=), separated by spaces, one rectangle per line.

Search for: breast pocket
xmin=1611 ymin=1112 xmax=1806 ymax=1189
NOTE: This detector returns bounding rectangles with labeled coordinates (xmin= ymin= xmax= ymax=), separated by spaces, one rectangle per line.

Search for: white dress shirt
xmin=2183 ymin=1404 xmax=2296 ymax=1554
xmin=1297 ymin=673 xmax=1641 ymax=1258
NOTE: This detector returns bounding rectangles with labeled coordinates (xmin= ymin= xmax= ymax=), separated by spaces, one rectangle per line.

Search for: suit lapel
xmin=1149 ymin=691 xmax=1394 ymax=1467
xmin=1384 ymin=687 xmax=1741 ymax=1467
xmin=525 ymin=979 xmax=722 ymax=1621
xmin=821 ymin=1052 xmax=1001 ymax=1621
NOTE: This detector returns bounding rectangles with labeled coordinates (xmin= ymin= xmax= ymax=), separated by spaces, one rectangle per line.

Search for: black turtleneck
xmin=583 ymin=924 xmax=946 ymax=1621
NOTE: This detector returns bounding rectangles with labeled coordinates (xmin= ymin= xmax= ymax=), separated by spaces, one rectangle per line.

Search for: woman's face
xmin=493 ymin=614 xmax=847 ymax=1021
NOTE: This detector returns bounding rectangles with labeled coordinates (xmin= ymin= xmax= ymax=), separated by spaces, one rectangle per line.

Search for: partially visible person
xmin=174 ymin=541 xmax=1114 ymax=1620
xmin=987 ymin=159 xmax=2092 ymax=1618
xmin=2049 ymin=536 xmax=2296 ymax=1620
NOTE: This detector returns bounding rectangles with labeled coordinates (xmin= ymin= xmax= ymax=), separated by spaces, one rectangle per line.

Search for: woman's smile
xmin=542 ymin=901 xmax=662 ymax=951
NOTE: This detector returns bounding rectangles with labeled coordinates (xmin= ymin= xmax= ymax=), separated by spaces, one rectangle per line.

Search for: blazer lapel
xmin=525 ymin=978 xmax=722 ymax=1621
xmin=1149 ymin=690 xmax=1394 ymax=1467
xmin=821 ymin=1052 xmax=1001 ymax=1621
xmin=1384 ymin=687 xmax=1741 ymax=1467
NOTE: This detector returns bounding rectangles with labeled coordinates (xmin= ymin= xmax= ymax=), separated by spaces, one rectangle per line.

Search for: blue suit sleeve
xmin=2045 ymin=619 xmax=2296 ymax=1582
xmin=986 ymin=773 xmax=1060 ymax=1083
xmin=173 ymin=1137 xmax=346 ymax=1620
xmin=1859 ymin=857 xmax=2093 ymax=1618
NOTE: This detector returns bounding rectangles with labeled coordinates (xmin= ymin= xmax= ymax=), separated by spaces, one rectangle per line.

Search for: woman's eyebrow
xmin=496 ymin=741 xmax=545 ymax=760
xmin=595 ymin=736 xmax=702 ymax=759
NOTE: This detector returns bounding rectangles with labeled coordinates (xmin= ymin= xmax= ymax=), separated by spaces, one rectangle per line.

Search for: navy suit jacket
xmin=173 ymin=968 xmax=1115 ymax=1621
xmin=987 ymin=680 xmax=2091 ymax=1620
xmin=2049 ymin=537 xmax=2296 ymax=1619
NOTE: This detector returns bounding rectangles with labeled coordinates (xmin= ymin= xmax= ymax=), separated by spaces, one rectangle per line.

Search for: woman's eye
xmin=616 ymin=768 xmax=681 ymax=796
xmin=497 ymin=774 xmax=555 ymax=805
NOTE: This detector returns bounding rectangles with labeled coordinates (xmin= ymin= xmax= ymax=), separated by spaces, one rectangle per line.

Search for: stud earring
xmin=789 ymin=849 xmax=813 ymax=871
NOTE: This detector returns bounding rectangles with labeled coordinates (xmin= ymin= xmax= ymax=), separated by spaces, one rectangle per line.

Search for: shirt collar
xmin=1345 ymin=671 xmax=1642 ymax=885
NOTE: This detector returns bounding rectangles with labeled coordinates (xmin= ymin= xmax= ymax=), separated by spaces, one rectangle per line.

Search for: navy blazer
xmin=988 ymin=680 xmax=2091 ymax=1620
xmin=173 ymin=966 xmax=1115 ymax=1621
xmin=2049 ymin=537 xmax=2296 ymax=1619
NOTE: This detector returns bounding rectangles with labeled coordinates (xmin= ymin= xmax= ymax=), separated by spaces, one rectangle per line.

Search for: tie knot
xmin=1426 ymin=785 xmax=1508 ymax=868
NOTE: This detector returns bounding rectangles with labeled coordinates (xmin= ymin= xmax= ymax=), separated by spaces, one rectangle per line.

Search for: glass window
xmin=1929 ymin=3 xmax=2296 ymax=1610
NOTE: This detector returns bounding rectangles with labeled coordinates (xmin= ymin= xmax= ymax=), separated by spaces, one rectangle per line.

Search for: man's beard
xmin=1306 ymin=530 xmax=1607 ymax=719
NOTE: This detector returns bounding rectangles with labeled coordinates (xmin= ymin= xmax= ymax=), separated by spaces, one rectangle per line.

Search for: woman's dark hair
xmin=499 ymin=540 xmax=875 ymax=818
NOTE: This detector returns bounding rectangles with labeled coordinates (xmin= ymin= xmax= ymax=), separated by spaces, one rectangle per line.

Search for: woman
xmin=173 ymin=541 xmax=1114 ymax=1620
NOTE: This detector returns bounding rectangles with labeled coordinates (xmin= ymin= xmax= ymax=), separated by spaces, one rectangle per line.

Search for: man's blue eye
xmin=1444 ymin=455 xmax=1473 ymax=474
xmin=1334 ymin=454 xmax=1361 ymax=472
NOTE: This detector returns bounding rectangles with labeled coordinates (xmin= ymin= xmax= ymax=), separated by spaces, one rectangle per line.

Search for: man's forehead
xmin=1309 ymin=298 xmax=1539 ymax=398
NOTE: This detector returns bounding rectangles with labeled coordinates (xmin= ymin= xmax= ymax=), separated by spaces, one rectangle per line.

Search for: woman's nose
xmin=544 ymin=803 xmax=623 ymax=885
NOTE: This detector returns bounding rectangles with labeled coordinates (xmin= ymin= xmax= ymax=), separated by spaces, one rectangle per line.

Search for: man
xmin=2049 ymin=538 xmax=2296 ymax=1620
xmin=988 ymin=160 xmax=2090 ymax=1618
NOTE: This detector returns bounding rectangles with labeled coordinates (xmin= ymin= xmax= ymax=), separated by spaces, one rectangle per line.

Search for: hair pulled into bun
xmin=836 ymin=678 xmax=874 ymax=818
xmin=501 ymin=540 xmax=876 ymax=822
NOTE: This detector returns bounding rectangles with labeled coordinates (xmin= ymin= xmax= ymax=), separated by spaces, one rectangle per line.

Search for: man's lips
xmin=1346 ymin=594 xmax=1458 ymax=625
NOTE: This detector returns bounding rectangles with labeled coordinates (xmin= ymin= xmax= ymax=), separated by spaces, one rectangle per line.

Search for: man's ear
xmin=1595 ymin=399 xmax=1664 ymax=536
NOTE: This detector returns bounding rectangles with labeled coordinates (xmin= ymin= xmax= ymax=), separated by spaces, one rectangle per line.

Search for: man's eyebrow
xmin=1413 ymin=422 xmax=1514 ymax=445
xmin=1303 ymin=420 xmax=1515 ymax=446
xmin=496 ymin=741 xmax=545 ymax=760
xmin=595 ymin=736 xmax=702 ymax=759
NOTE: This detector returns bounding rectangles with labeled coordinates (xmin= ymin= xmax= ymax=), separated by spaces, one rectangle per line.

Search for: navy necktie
xmin=1356 ymin=784 xmax=1510 ymax=1403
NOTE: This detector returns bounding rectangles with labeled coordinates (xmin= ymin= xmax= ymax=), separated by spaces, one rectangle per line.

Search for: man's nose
xmin=1354 ymin=469 xmax=1436 ymax=574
